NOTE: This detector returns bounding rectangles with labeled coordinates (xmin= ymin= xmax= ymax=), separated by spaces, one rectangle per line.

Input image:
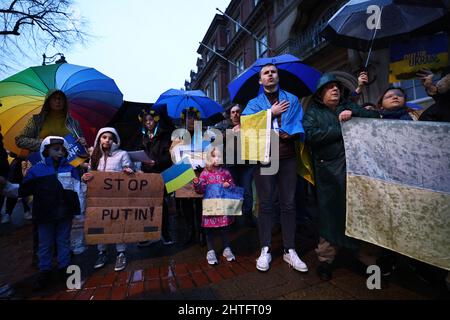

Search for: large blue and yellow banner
xmin=389 ymin=33 xmax=448 ymax=83
xmin=342 ymin=119 xmax=450 ymax=271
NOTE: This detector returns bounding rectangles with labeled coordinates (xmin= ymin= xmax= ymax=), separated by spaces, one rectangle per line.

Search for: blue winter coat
xmin=19 ymin=157 xmax=81 ymax=223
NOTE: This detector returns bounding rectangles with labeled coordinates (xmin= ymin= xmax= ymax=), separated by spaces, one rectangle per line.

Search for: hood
xmin=94 ymin=127 xmax=121 ymax=152
xmin=40 ymin=89 xmax=69 ymax=116
xmin=39 ymin=136 xmax=70 ymax=160
xmin=314 ymin=73 xmax=343 ymax=96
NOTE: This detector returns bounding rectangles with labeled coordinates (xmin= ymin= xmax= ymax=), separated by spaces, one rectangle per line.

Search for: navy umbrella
xmin=321 ymin=0 xmax=449 ymax=66
xmin=153 ymin=89 xmax=224 ymax=125
xmin=227 ymin=54 xmax=322 ymax=105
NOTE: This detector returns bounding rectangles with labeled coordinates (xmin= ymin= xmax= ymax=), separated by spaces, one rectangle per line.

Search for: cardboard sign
xmin=174 ymin=183 xmax=203 ymax=198
xmin=84 ymin=172 xmax=164 ymax=244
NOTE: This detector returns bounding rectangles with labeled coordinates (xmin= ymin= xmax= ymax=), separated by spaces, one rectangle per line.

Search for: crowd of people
xmin=0 ymin=64 xmax=449 ymax=293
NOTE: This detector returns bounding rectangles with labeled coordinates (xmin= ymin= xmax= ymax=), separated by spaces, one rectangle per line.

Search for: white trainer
xmin=283 ymin=249 xmax=308 ymax=272
xmin=206 ymin=250 xmax=218 ymax=265
xmin=23 ymin=211 xmax=33 ymax=220
xmin=256 ymin=246 xmax=272 ymax=272
xmin=222 ymin=247 xmax=236 ymax=262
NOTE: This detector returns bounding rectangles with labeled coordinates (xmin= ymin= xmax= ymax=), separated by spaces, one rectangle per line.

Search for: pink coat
xmin=193 ymin=167 xmax=235 ymax=228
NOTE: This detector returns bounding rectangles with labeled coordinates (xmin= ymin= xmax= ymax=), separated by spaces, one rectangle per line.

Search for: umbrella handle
xmin=357 ymin=66 xmax=377 ymax=86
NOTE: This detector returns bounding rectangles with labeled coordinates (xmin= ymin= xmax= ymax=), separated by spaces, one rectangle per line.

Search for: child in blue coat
xmin=20 ymin=136 xmax=81 ymax=291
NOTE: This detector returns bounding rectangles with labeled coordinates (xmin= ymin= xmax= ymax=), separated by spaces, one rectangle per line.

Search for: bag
xmin=202 ymin=184 xmax=244 ymax=216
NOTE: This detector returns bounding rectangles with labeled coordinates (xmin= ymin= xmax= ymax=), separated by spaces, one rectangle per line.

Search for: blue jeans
xmin=38 ymin=218 xmax=72 ymax=271
xmin=228 ymin=165 xmax=255 ymax=217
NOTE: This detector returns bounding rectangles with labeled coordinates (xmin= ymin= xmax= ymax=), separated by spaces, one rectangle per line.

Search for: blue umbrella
xmin=227 ymin=54 xmax=322 ymax=105
xmin=154 ymin=89 xmax=224 ymax=123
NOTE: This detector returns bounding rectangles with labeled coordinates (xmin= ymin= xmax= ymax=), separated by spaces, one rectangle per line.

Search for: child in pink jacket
xmin=193 ymin=146 xmax=236 ymax=265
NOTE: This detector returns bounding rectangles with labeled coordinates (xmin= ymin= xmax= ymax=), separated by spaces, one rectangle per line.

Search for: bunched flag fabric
xmin=342 ymin=118 xmax=450 ymax=271
xmin=203 ymin=184 xmax=244 ymax=216
xmin=161 ymin=159 xmax=196 ymax=194
xmin=240 ymin=109 xmax=272 ymax=163
xmin=240 ymin=109 xmax=315 ymax=185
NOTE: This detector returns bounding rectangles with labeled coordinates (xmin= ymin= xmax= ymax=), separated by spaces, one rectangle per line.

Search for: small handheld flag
xmin=161 ymin=159 xmax=196 ymax=194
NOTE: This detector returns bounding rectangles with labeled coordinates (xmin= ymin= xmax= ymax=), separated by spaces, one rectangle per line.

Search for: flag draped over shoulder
xmin=203 ymin=184 xmax=244 ymax=216
xmin=342 ymin=118 xmax=450 ymax=271
xmin=295 ymin=141 xmax=314 ymax=186
xmin=161 ymin=160 xmax=195 ymax=194
xmin=240 ymin=90 xmax=314 ymax=184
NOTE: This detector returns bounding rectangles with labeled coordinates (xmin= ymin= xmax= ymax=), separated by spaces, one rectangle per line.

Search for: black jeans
xmin=205 ymin=226 xmax=231 ymax=251
xmin=254 ymin=157 xmax=297 ymax=249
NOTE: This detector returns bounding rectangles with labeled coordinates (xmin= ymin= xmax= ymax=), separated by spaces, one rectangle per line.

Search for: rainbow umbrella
xmin=0 ymin=63 xmax=123 ymax=154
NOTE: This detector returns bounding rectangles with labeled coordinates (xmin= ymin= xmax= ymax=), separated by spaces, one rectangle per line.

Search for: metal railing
xmin=289 ymin=5 xmax=340 ymax=60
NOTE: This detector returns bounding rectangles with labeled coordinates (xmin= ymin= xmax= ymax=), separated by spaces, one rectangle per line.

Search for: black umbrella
xmin=321 ymin=0 xmax=449 ymax=67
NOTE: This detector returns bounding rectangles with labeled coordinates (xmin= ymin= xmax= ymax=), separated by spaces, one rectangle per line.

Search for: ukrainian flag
xmin=389 ymin=33 xmax=448 ymax=83
xmin=342 ymin=118 xmax=450 ymax=271
xmin=241 ymin=110 xmax=315 ymax=185
xmin=240 ymin=110 xmax=272 ymax=162
xmin=64 ymin=134 xmax=88 ymax=168
xmin=161 ymin=159 xmax=196 ymax=194
xmin=203 ymin=184 xmax=244 ymax=216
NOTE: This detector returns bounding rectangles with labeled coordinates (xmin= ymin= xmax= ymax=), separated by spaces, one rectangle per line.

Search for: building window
xmin=235 ymin=55 xmax=244 ymax=76
xmin=256 ymin=33 xmax=268 ymax=58
xmin=213 ymin=77 xmax=219 ymax=102
xmin=235 ymin=16 xmax=241 ymax=34
xmin=205 ymin=85 xmax=211 ymax=99
xmin=397 ymin=75 xmax=439 ymax=102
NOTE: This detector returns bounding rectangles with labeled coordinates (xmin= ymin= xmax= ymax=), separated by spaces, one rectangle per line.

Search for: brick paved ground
xmin=1 ymin=199 xmax=449 ymax=300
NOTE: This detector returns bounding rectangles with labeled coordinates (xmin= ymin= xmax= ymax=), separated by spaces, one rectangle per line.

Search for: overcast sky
xmin=67 ymin=0 xmax=231 ymax=103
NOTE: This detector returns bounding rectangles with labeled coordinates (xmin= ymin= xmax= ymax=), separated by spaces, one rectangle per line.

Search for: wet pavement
xmin=0 ymin=198 xmax=449 ymax=300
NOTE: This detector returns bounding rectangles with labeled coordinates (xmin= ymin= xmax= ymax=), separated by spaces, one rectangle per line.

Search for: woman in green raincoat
xmin=302 ymin=73 xmax=379 ymax=281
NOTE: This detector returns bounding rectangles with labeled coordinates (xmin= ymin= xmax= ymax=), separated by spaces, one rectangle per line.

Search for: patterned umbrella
xmin=0 ymin=63 xmax=123 ymax=154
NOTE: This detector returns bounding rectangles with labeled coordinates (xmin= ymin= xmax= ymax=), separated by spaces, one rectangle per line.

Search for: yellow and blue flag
xmin=64 ymin=133 xmax=88 ymax=167
xmin=240 ymin=109 xmax=315 ymax=185
xmin=161 ymin=159 xmax=196 ymax=194
xmin=240 ymin=109 xmax=272 ymax=162
xmin=389 ymin=33 xmax=448 ymax=83
xmin=342 ymin=118 xmax=450 ymax=271
xmin=202 ymin=184 xmax=244 ymax=216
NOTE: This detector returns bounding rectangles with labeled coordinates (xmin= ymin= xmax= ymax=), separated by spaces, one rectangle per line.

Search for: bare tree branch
xmin=0 ymin=0 xmax=88 ymax=73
